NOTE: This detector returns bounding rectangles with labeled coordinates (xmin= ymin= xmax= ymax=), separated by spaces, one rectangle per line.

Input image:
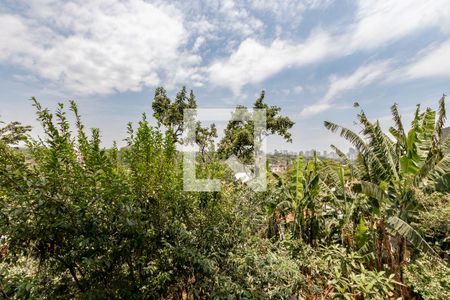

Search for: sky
xmin=0 ymin=0 xmax=449 ymax=153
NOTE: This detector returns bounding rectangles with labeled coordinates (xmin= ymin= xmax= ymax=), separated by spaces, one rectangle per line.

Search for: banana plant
xmin=268 ymin=153 xmax=353 ymax=246
xmin=325 ymin=96 xmax=449 ymax=297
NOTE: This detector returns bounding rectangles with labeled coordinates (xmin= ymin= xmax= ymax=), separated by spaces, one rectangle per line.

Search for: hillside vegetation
xmin=0 ymin=89 xmax=449 ymax=299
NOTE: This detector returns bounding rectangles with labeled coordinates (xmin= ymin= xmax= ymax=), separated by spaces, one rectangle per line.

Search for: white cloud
xmin=300 ymin=35 xmax=450 ymax=118
xmin=323 ymin=60 xmax=391 ymax=102
xmin=300 ymin=60 xmax=391 ymax=117
xmin=2 ymin=0 xmax=450 ymax=98
xmin=219 ymin=0 xmax=264 ymax=36
xmin=282 ymin=85 xmax=304 ymax=95
xmin=350 ymin=0 xmax=450 ymax=50
xmin=192 ymin=36 xmax=206 ymax=52
xmin=171 ymin=0 xmax=264 ymax=41
xmin=403 ymin=40 xmax=450 ymax=79
xmin=293 ymin=85 xmax=304 ymax=94
xmin=0 ymin=0 xmax=201 ymax=95
xmin=208 ymin=31 xmax=334 ymax=94
xmin=249 ymin=0 xmax=332 ymax=21
xmin=207 ymin=0 xmax=450 ymax=93
xmin=299 ymin=103 xmax=331 ymax=117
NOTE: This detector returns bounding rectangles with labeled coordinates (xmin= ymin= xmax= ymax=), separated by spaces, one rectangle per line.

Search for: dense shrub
xmin=1 ymin=94 xmax=449 ymax=299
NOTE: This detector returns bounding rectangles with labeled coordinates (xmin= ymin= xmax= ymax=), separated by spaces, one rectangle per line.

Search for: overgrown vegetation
xmin=0 ymin=89 xmax=449 ymax=299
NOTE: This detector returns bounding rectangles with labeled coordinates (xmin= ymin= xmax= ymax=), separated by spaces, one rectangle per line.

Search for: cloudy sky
xmin=1 ymin=0 xmax=449 ymax=152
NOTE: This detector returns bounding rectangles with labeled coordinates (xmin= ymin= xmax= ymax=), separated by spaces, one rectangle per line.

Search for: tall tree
xmin=151 ymin=86 xmax=197 ymax=143
xmin=195 ymin=122 xmax=217 ymax=162
xmin=0 ymin=119 xmax=30 ymax=145
xmin=217 ymin=91 xmax=294 ymax=164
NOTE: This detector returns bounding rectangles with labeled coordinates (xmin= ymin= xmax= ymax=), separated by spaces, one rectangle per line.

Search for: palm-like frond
xmin=320 ymin=164 xmax=341 ymax=189
xmin=433 ymin=94 xmax=447 ymax=145
xmin=295 ymin=155 xmax=304 ymax=201
xmin=359 ymin=111 xmax=397 ymax=180
xmin=359 ymin=110 xmax=396 ymax=174
xmin=324 ymin=121 xmax=368 ymax=154
xmin=354 ymin=153 xmax=371 ymax=180
xmin=414 ymin=133 xmax=448 ymax=186
xmin=389 ymin=126 xmax=404 ymax=151
xmin=426 ymin=152 xmax=450 ymax=184
xmin=358 ymin=180 xmax=391 ymax=205
xmin=418 ymin=108 xmax=436 ymax=156
xmin=411 ymin=104 xmax=422 ymax=128
xmin=324 ymin=121 xmax=387 ymax=181
xmin=443 ymin=134 xmax=450 ymax=153
xmin=375 ymin=121 xmax=399 ymax=180
xmin=387 ymin=216 xmax=439 ymax=258
xmin=331 ymin=144 xmax=352 ymax=165
xmin=390 ymin=103 xmax=406 ymax=147
xmin=331 ymin=144 xmax=356 ymax=180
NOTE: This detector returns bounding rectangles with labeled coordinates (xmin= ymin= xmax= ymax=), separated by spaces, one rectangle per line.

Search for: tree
xmin=195 ymin=122 xmax=217 ymax=162
xmin=0 ymin=119 xmax=30 ymax=145
xmin=217 ymin=91 xmax=294 ymax=164
xmin=151 ymin=86 xmax=197 ymax=143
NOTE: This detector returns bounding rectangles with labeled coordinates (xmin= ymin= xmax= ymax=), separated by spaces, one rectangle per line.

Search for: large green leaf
xmin=386 ymin=216 xmax=439 ymax=257
xmin=355 ymin=218 xmax=369 ymax=249
xmin=295 ymin=155 xmax=304 ymax=201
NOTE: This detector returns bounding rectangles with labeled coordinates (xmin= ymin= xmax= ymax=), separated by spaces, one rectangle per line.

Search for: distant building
xmin=270 ymin=162 xmax=289 ymax=173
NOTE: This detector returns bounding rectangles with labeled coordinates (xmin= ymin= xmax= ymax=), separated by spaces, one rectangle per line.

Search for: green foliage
xmin=0 ymin=93 xmax=448 ymax=299
xmin=320 ymin=245 xmax=397 ymax=299
xmin=354 ymin=218 xmax=369 ymax=250
xmin=404 ymin=254 xmax=450 ymax=300
xmin=218 ymin=91 xmax=294 ymax=164
xmin=214 ymin=239 xmax=305 ymax=299
xmin=412 ymin=191 xmax=450 ymax=257
xmin=195 ymin=122 xmax=217 ymax=162
xmin=0 ymin=120 xmax=31 ymax=145
xmin=0 ymin=97 xmax=300 ymax=299
xmin=152 ymin=86 xmax=197 ymax=143
xmin=325 ymin=96 xmax=449 ymax=298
